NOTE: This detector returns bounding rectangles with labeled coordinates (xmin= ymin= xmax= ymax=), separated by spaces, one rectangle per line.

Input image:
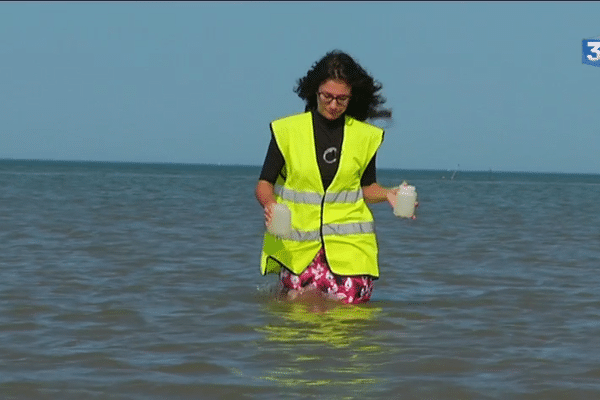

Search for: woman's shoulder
xmin=271 ymin=111 xmax=312 ymax=125
xmin=345 ymin=116 xmax=383 ymax=134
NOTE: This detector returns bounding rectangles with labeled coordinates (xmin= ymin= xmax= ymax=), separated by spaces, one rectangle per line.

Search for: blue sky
xmin=1 ymin=2 xmax=599 ymax=173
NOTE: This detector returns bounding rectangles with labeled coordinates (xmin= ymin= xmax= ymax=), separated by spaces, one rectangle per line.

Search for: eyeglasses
xmin=318 ymin=91 xmax=351 ymax=105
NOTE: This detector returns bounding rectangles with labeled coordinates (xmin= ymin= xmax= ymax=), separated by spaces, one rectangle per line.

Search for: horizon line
xmin=0 ymin=157 xmax=597 ymax=176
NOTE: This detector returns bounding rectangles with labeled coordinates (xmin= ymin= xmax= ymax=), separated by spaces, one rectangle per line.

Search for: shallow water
xmin=1 ymin=161 xmax=599 ymax=399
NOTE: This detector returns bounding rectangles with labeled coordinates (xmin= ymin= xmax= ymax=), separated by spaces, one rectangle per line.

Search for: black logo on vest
xmin=323 ymin=147 xmax=338 ymax=164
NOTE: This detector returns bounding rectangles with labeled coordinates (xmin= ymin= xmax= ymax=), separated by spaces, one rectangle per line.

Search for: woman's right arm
xmin=255 ymin=180 xmax=277 ymax=227
xmin=255 ymin=180 xmax=277 ymax=209
xmin=256 ymin=133 xmax=284 ymax=224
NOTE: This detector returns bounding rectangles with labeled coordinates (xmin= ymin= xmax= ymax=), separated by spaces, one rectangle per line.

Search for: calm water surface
xmin=0 ymin=161 xmax=599 ymax=399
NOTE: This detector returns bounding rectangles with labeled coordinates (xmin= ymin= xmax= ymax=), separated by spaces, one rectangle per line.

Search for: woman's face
xmin=316 ymin=79 xmax=352 ymax=120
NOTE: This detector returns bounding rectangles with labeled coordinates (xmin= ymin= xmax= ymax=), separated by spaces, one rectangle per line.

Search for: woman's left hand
xmin=412 ymin=201 xmax=419 ymax=220
xmin=386 ymin=187 xmax=398 ymax=209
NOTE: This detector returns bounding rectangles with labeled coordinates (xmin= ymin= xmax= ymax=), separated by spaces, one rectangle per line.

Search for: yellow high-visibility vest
xmin=260 ymin=112 xmax=383 ymax=277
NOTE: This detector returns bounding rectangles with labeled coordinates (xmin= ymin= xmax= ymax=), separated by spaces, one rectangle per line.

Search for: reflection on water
xmin=256 ymin=297 xmax=387 ymax=395
xmin=260 ymin=300 xmax=382 ymax=348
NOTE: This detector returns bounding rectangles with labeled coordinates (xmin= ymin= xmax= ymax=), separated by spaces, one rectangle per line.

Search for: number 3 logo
xmin=587 ymin=41 xmax=600 ymax=61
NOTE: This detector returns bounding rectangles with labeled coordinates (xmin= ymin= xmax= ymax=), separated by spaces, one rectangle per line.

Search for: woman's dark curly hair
xmin=294 ymin=50 xmax=392 ymax=121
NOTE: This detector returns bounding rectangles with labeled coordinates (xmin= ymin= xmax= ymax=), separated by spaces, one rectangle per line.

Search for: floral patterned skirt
xmin=279 ymin=247 xmax=374 ymax=304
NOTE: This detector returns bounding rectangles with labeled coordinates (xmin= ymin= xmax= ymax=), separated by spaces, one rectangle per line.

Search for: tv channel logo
xmin=582 ymin=36 xmax=600 ymax=67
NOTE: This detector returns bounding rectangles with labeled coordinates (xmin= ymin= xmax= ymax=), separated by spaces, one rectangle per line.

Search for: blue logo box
xmin=582 ymin=36 xmax=600 ymax=67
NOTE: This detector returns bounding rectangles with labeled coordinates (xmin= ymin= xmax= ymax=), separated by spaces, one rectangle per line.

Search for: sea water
xmin=1 ymin=160 xmax=599 ymax=400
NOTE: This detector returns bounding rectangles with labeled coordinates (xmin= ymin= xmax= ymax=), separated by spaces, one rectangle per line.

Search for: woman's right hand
xmin=256 ymin=180 xmax=278 ymax=229
xmin=264 ymin=201 xmax=277 ymax=228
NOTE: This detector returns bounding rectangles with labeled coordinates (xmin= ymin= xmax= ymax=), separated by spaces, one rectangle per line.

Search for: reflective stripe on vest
xmin=283 ymin=221 xmax=375 ymax=242
xmin=274 ymin=184 xmax=363 ymax=204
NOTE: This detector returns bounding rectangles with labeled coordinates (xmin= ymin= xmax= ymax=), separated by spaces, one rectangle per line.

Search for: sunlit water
xmin=1 ymin=160 xmax=599 ymax=399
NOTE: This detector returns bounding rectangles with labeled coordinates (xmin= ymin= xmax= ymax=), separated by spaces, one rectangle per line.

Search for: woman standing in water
xmin=256 ymin=50 xmax=398 ymax=304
